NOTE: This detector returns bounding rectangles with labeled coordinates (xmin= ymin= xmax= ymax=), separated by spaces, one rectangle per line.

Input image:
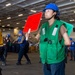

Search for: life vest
xmin=39 ymin=20 xmax=73 ymax=64
xmin=0 ymin=31 xmax=3 ymax=47
xmin=17 ymin=36 xmax=26 ymax=48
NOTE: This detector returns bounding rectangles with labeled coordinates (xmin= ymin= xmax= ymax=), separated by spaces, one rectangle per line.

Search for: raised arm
xmin=25 ymin=32 xmax=40 ymax=43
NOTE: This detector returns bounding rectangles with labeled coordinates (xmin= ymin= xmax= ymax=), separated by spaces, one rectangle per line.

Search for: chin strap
xmin=46 ymin=15 xmax=55 ymax=20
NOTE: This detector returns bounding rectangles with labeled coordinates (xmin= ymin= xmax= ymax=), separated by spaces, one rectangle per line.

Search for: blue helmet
xmin=43 ymin=3 xmax=60 ymax=15
xmin=18 ymin=30 xmax=23 ymax=35
xmin=7 ymin=34 xmax=10 ymax=38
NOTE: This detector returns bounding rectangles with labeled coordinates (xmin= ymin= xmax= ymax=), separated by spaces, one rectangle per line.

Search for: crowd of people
xmin=0 ymin=30 xmax=31 ymax=66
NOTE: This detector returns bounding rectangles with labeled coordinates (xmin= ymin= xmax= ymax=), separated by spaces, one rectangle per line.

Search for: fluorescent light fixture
xmin=30 ymin=10 xmax=36 ymax=13
xmin=2 ymin=25 xmax=5 ymax=27
xmin=6 ymin=3 xmax=11 ymax=7
xmin=70 ymin=19 xmax=75 ymax=22
xmin=7 ymin=17 xmax=11 ymax=19
xmin=16 ymin=23 xmax=20 ymax=24
xmin=7 ymin=24 xmax=10 ymax=26
xmin=74 ymin=11 xmax=75 ymax=13
xmin=18 ymin=14 xmax=23 ymax=17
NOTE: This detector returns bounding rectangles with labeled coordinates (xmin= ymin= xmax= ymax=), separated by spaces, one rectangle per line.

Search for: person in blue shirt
xmin=14 ymin=30 xmax=31 ymax=65
xmin=69 ymin=38 xmax=75 ymax=61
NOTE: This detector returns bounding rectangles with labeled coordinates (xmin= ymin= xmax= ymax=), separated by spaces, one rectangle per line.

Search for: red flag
xmin=23 ymin=12 xmax=43 ymax=33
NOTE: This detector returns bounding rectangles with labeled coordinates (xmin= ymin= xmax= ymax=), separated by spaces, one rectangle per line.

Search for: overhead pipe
xmin=60 ymin=5 xmax=75 ymax=11
xmin=0 ymin=0 xmax=25 ymax=10
xmin=0 ymin=0 xmax=6 ymax=3
xmin=58 ymin=1 xmax=75 ymax=7
xmin=18 ymin=0 xmax=45 ymax=7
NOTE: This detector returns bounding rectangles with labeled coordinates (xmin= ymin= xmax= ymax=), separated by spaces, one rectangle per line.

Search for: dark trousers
xmin=17 ymin=46 xmax=30 ymax=63
xmin=24 ymin=53 xmax=30 ymax=62
xmin=0 ymin=47 xmax=5 ymax=63
xmin=43 ymin=60 xmax=65 ymax=75
xmin=4 ymin=46 xmax=7 ymax=58
xmin=0 ymin=55 xmax=5 ymax=62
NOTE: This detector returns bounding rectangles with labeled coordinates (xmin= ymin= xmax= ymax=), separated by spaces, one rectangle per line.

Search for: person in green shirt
xmin=25 ymin=3 xmax=71 ymax=75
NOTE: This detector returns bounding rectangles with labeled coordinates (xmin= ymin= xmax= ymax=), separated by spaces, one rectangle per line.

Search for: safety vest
xmin=39 ymin=20 xmax=66 ymax=64
xmin=17 ymin=36 xmax=26 ymax=48
xmin=0 ymin=31 xmax=3 ymax=47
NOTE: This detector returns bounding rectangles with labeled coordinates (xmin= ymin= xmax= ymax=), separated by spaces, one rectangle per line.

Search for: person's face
xmin=18 ymin=33 xmax=22 ymax=36
xmin=44 ymin=9 xmax=56 ymax=19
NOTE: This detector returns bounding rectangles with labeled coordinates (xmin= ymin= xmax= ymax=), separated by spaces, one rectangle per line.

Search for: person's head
xmin=6 ymin=34 xmax=10 ymax=38
xmin=43 ymin=3 xmax=60 ymax=20
xmin=18 ymin=30 xmax=23 ymax=36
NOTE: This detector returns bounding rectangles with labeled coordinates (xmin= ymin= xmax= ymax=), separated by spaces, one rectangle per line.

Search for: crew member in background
xmin=0 ymin=29 xmax=6 ymax=66
xmin=69 ymin=38 xmax=75 ymax=61
xmin=14 ymin=30 xmax=31 ymax=65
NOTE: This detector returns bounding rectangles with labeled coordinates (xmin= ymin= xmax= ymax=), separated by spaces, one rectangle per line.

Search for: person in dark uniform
xmin=14 ymin=30 xmax=31 ymax=65
xmin=69 ymin=38 xmax=75 ymax=61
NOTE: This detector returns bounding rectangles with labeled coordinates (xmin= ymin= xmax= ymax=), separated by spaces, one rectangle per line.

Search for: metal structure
xmin=0 ymin=0 xmax=75 ymax=31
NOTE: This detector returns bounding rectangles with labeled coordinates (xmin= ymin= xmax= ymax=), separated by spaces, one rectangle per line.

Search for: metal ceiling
xmin=0 ymin=0 xmax=75 ymax=31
